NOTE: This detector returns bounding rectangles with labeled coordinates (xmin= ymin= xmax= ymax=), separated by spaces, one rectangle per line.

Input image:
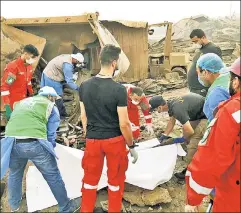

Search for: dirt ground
xmin=0 ymin=87 xmax=210 ymax=213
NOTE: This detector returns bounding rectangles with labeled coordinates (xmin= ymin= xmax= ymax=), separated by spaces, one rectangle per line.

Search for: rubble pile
xmin=123 ymin=183 xmax=172 ymax=207
xmin=135 ymin=78 xmax=187 ymax=95
xmin=149 ymin=15 xmax=240 ymax=66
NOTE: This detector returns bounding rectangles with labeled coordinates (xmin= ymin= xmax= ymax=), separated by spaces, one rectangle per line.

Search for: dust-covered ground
xmin=0 ymin=87 xmax=210 ymax=213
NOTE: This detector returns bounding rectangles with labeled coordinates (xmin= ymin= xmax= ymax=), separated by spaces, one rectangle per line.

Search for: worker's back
xmin=43 ymin=54 xmax=72 ymax=82
xmin=5 ymin=96 xmax=55 ymax=140
xmin=79 ymin=76 xmax=127 ymax=139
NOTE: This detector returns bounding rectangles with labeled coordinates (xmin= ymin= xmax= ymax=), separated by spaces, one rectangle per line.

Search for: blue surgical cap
xmin=197 ymin=53 xmax=225 ymax=73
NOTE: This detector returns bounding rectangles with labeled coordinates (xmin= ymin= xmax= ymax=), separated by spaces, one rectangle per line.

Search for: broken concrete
xmin=123 ymin=184 xmax=172 ymax=207
xmin=136 ymin=78 xmax=186 ymax=95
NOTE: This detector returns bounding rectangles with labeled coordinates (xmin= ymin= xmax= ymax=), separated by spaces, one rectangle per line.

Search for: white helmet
xmin=71 ymin=53 xmax=84 ymax=63
xmin=38 ymin=86 xmax=58 ymax=97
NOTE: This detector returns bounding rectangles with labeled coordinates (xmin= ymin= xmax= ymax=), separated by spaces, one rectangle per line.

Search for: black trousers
xmin=56 ymin=98 xmax=68 ymax=119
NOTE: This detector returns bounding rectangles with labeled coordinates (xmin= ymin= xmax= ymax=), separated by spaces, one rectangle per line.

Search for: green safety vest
xmin=206 ymin=72 xmax=230 ymax=100
xmin=5 ymin=95 xmax=55 ymax=140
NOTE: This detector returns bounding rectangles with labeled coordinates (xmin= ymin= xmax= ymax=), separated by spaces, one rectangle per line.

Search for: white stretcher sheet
xmin=26 ymin=139 xmax=186 ymax=212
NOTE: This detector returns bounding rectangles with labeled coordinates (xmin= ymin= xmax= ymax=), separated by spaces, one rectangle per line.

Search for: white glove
xmin=184 ymin=205 xmax=199 ymax=212
xmin=146 ymin=123 xmax=154 ymax=135
xmin=129 ymin=148 xmax=138 ymax=164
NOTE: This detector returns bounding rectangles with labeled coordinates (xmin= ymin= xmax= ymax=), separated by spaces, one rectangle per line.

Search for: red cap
xmin=230 ymin=57 xmax=240 ymax=77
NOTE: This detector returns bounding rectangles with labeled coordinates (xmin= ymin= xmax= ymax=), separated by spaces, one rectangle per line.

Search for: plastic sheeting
xmin=26 ymin=139 xmax=186 ymax=212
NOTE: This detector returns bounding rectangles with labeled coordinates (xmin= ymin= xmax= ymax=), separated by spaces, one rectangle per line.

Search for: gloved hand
xmin=5 ymin=104 xmax=12 ymax=121
xmin=146 ymin=123 xmax=154 ymax=135
xmin=184 ymin=205 xmax=199 ymax=212
xmin=128 ymin=143 xmax=138 ymax=164
xmin=159 ymin=134 xmax=172 ymax=143
xmin=173 ymin=137 xmax=185 ymax=144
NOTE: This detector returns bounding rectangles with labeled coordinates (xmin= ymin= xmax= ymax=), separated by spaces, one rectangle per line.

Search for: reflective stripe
xmin=28 ymin=82 xmax=32 ymax=85
xmin=83 ymin=183 xmax=98 ymax=190
xmin=108 ymin=184 xmax=120 ymax=191
xmin=186 ymin=171 xmax=213 ymax=195
xmin=144 ymin=115 xmax=152 ymax=119
xmin=1 ymin=91 xmax=10 ymax=96
xmin=131 ymin=123 xmax=140 ymax=131
xmin=232 ymin=110 xmax=240 ymax=123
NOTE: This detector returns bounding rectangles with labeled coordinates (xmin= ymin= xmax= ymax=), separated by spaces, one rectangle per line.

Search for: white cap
xmin=38 ymin=86 xmax=58 ymax=97
xmin=71 ymin=53 xmax=84 ymax=63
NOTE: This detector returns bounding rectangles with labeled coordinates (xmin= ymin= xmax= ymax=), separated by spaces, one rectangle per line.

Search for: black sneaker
xmin=174 ymin=168 xmax=187 ymax=181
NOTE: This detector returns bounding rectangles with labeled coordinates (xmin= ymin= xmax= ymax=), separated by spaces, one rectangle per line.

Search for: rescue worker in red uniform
xmin=79 ymin=45 xmax=138 ymax=212
xmin=185 ymin=57 xmax=240 ymax=212
xmin=1 ymin=44 xmax=39 ymax=120
xmin=123 ymin=84 xmax=154 ymax=140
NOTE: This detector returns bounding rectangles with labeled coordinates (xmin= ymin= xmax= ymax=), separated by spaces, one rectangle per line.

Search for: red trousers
xmin=127 ymin=104 xmax=140 ymax=140
xmin=81 ymin=135 xmax=129 ymax=212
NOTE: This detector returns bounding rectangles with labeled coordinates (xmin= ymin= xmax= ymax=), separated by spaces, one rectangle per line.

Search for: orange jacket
xmin=1 ymin=57 xmax=33 ymax=109
xmin=185 ymin=92 xmax=240 ymax=212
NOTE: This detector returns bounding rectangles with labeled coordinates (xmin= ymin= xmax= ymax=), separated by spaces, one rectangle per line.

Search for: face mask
xmin=131 ymin=100 xmax=140 ymax=105
xmin=26 ymin=58 xmax=36 ymax=64
xmin=113 ymin=69 xmax=120 ymax=77
xmin=193 ymin=43 xmax=202 ymax=49
xmin=198 ymin=75 xmax=206 ymax=86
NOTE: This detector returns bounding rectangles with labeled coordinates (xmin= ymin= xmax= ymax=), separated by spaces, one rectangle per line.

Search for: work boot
xmin=174 ymin=168 xmax=187 ymax=181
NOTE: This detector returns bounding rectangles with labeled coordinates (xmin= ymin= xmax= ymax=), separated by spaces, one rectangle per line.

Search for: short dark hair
xmin=23 ymin=44 xmax=39 ymax=57
xmin=99 ymin=44 xmax=121 ymax=66
xmin=131 ymin=87 xmax=144 ymax=96
xmin=190 ymin=29 xmax=206 ymax=39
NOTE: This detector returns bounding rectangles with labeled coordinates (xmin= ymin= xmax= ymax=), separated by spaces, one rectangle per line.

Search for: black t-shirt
xmin=167 ymin=93 xmax=206 ymax=125
xmin=187 ymin=42 xmax=222 ymax=90
xmin=79 ymin=76 xmax=127 ymax=139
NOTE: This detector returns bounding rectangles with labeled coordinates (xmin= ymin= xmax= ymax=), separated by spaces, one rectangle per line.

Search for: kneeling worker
xmin=124 ymin=84 xmax=154 ymax=140
xmin=149 ymin=93 xmax=207 ymax=181
xmin=1 ymin=86 xmax=79 ymax=212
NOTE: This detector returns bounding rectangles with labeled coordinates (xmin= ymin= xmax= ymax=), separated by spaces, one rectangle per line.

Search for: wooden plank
xmin=4 ymin=13 xmax=97 ymax=26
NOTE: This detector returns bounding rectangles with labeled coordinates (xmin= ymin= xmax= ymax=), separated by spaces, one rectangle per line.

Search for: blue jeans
xmin=8 ymin=140 xmax=75 ymax=212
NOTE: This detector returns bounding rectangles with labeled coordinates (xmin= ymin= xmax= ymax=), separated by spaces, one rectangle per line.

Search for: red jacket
xmin=185 ymin=92 xmax=240 ymax=212
xmin=125 ymin=84 xmax=152 ymax=125
xmin=1 ymin=57 xmax=34 ymax=109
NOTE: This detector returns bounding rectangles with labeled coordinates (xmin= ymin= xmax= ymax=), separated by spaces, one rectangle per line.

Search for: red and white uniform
xmin=185 ymin=92 xmax=240 ymax=212
xmin=124 ymin=84 xmax=152 ymax=139
xmin=1 ymin=57 xmax=33 ymax=109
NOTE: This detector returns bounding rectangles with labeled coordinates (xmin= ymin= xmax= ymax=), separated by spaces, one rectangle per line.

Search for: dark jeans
xmin=189 ymin=88 xmax=208 ymax=97
xmin=8 ymin=140 xmax=76 ymax=212
xmin=56 ymin=98 xmax=68 ymax=119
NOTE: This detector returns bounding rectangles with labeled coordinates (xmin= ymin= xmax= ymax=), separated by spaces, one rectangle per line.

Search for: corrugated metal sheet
xmin=102 ymin=20 xmax=148 ymax=29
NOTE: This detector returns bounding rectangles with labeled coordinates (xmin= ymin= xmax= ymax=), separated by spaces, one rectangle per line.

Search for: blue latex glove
xmin=173 ymin=137 xmax=185 ymax=144
xmin=159 ymin=134 xmax=172 ymax=143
